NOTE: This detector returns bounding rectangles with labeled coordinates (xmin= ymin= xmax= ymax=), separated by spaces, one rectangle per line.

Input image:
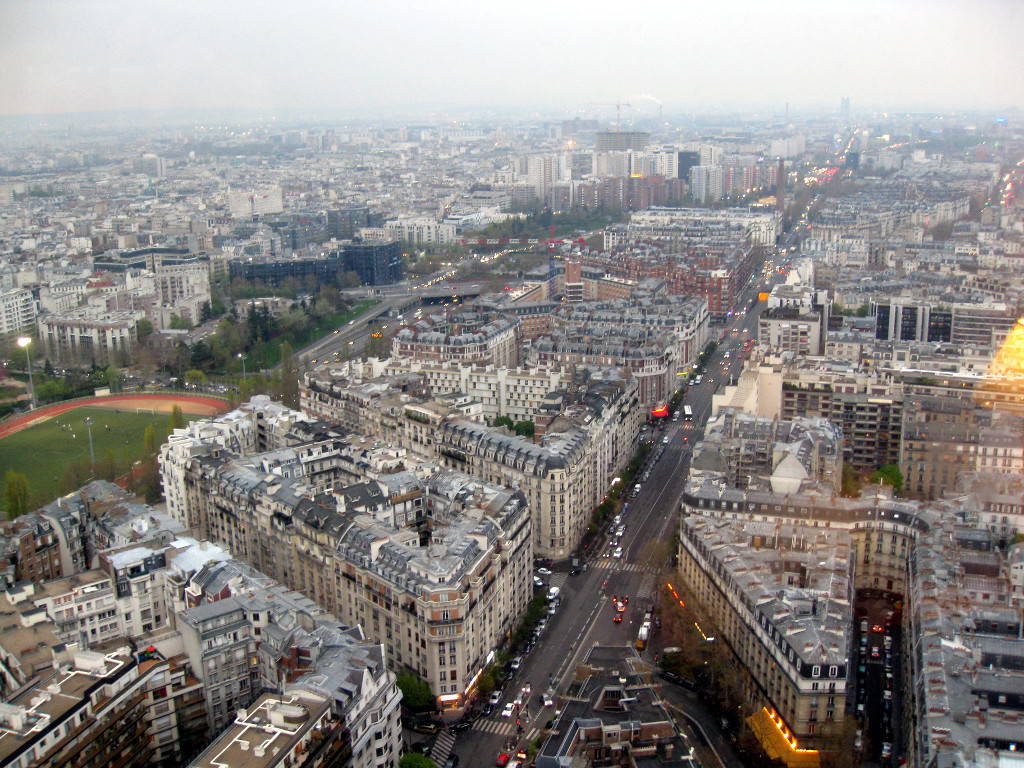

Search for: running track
xmin=0 ymin=394 xmax=229 ymax=440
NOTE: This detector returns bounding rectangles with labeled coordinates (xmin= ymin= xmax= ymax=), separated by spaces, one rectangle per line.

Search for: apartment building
xmin=759 ymin=307 xmax=826 ymax=356
xmin=160 ymin=396 xmax=323 ymax=528
xmin=12 ymin=570 xmax=123 ymax=649
xmin=0 ymin=287 xmax=36 ymax=335
xmin=618 ymin=206 xmax=780 ymax=247
xmin=97 ymin=541 xmax=175 ymax=639
xmin=436 ymin=382 xmax=641 ymax=559
xmin=304 ymin=358 xmax=573 ymax=424
xmin=273 ymin=629 xmax=402 ymax=768
xmin=332 ymin=476 xmax=532 ymax=711
xmin=526 ymin=295 xmax=710 ymax=405
xmin=166 ymin=417 xmax=534 ymax=712
xmin=392 ymin=313 xmax=522 ymax=367
xmin=904 ymin=519 xmax=1024 ymax=768
xmin=0 ymin=593 xmax=71 ymax=700
xmin=0 ymin=648 xmax=171 ymax=768
xmin=37 ymin=307 xmax=144 ymax=366
xmin=301 ymin=365 xmax=641 ymax=560
xmin=899 ymin=397 xmax=1024 ymax=500
xmin=178 ymin=596 xmax=261 ymax=736
xmin=0 ymin=514 xmax=63 ymax=588
xmin=177 ymin=557 xmax=403 ymax=767
xmin=958 ymin=472 xmax=1024 ymax=545
xmin=383 ymin=216 xmax=457 ymax=245
xmin=776 ymin=364 xmax=903 ymax=472
xmin=682 ymin=478 xmax=925 ymax=598
xmin=153 ymin=262 xmax=212 ymax=328
xmin=678 ymin=516 xmax=853 ymax=760
xmin=187 ymin=691 xmax=336 ymax=768
xmin=691 ymin=410 xmax=843 ymax=493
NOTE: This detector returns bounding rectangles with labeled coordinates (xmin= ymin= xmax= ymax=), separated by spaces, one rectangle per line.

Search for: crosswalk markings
xmin=472 ymin=719 xmax=544 ymax=740
xmin=430 ymin=728 xmax=456 ymax=762
xmin=592 ymin=560 xmax=655 ymax=573
xmin=474 ymin=718 xmax=515 ymax=736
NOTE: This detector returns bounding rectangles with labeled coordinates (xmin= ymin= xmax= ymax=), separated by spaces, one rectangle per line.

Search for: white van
xmin=548 ymin=586 xmax=560 ymax=600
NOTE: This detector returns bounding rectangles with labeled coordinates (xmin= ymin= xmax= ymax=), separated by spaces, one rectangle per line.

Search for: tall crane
xmin=584 ymin=102 xmax=632 ymax=131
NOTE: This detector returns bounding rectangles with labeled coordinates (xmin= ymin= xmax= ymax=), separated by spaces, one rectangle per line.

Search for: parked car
xmin=536 ymin=567 xmax=552 ymax=576
xmin=489 ymin=691 xmax=502 ymax=706
xmin=509 ymin=656 xmax=522 ymax=671
xmin=412 ymin=722 xmax=440 ymax=735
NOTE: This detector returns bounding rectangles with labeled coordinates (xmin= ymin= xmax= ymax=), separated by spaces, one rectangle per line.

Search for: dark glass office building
xmin=340 ymin=239 xmax=403 ymax=286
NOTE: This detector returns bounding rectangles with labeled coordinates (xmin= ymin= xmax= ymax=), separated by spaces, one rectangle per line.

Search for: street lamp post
xmin=83 ymin=417 xmax=96 ymax=469
xmin=237 ymin=352 xmax=247 ymax=379
xmin=16 ymin=337 xmax=35 ymax=410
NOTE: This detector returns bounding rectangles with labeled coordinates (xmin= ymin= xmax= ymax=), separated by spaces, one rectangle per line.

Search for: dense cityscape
xmin=1 ymin=4 xmax=1023 ymax=768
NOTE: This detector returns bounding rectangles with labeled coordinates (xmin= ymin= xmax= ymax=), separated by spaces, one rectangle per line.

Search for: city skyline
xmin=1 ymin=0 xmax=1021 ymax=118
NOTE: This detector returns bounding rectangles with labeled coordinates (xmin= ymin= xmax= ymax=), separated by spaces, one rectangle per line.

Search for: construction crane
xmin=584 ymin=102 xmax=632 ymax=131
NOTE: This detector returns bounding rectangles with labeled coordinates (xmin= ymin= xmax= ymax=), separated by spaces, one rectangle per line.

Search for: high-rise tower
xmin=776 ymin=158 xmax=786 ymax=215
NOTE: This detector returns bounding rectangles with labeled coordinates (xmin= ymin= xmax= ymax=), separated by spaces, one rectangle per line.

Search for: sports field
xmin=0 ymin=395 xmax=225 ymax=516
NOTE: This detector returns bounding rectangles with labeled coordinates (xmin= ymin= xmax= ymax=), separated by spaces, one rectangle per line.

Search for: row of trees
xmin=131 ymin=284 xmax=361 ymax=379
xmin=472 ymin=207 xmax=625 ymax=240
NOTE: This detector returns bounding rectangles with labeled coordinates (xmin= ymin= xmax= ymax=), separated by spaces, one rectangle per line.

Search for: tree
xmin=184 ymin=369 xmax=208 ymax=388
xmin=399 ymin=755 xmax=437 ymax=768
xmin=339 ymin=270 xmax=362 ymax=289
xmin=870 ymin=464 xmax=904 ymax=494
xmin=513 ymin=420 xmax=535 ymax=437
xmin=395 ymin=670 xmax=435 ymax=710
xmin=477 ymin=668 xmax=496 ymax=698
xmin=58 ymin=461 xmax=92 ymax=495
xmin=169 ymin=314 xmax=191 ymax=330
xmin=143 ymin=424 xmax=158 ymax=456
xmin=105 ymin=365 xmax=122 ymax=392
xmin=135 ymin=457 xmax=163 ymax=503
xmin=169 ymin=405 xmax=186 ymax=431
xmin=841 ymin=464 xmax=864 ymax=498
xmin=95 ymin=449 xmax=120 ymax=482
xmin=3 ymin=470 xmax=31 ymax=519
xmin=136 ymin=318 xmax=154 ymax=342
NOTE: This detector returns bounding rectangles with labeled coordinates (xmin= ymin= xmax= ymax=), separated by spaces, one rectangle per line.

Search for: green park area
xmin=0 ymin=405 xmax=202 ymax=517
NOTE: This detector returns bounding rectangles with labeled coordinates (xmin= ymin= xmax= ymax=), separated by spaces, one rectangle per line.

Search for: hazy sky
xmin=1 ymin=0 xmax=1021 ymax=117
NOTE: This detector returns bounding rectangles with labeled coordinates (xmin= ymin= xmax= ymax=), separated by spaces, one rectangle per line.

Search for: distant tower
xmin=776 ymin=158 xmax=786 ymax=216
xmin=841 ymin=96 xmax=851 ymax=119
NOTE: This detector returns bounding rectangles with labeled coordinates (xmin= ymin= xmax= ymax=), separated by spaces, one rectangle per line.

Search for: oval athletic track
xmin=0 ymin=394 xmax=229 ymax=440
